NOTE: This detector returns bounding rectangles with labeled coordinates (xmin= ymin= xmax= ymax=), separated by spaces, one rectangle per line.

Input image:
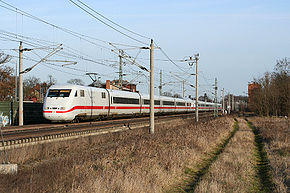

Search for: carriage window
xmin=143 ymin=99 xmax=150 ymax=105
xmin=113 ymin=97 xmax=139 ymax=104
xmin=47 ymin=89 xmax=71 ymax=97
xmin=74 ymin=91 xmax=77 ymax=97
xmin=154 ymin=100 xmax=160 ymax=105
xmin=101 ymin=92 xmax=106 ymax=99
xmin=143 ymin=99 xmax=160 ymax=105
xmin=176 ymin=102 xmax=185 ymax=106
xmin=163 ymin=101 xmax=175 ymax=106
xmin=80 ymin=90 xmax=85 ymax=97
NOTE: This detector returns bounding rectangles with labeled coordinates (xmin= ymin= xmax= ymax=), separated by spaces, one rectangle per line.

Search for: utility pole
xmin=119 ymin=50 xmax=124 ymax=89
xmin=159 ymin=70 xmax=162 ymax=96
xmin=228 ymin=93 xmax=231 ymax=114
xmin=18 ymin=42 xmax=23 ymax=126
xmin=195 ymin=54 xmax=199 ymax=122
xmin=184 ymin=54 xmax=199 ymax=121
xmin=214 ymin=78 xmax=218 ymax=117
xmin=222 ymin=88 xmax=225 ymax=114
xmin=232 ymin=94 xmax=235 ymax=112
xmin=18 ymin=43 xmax=62 ymax=126
xmin=182 ymin=80 xmax=185 ymax=98
xmin=15 ymin=61 xmax=18 ymax=102
xmin=149 ymin=39 xmax=154 ymax=134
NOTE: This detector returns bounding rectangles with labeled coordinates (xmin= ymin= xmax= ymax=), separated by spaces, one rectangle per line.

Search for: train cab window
xmin=74 ymin=91 xmax=77 ymax=97
xmin=101 ymin=92 xmax=106 ymax=99
xmin=80 ymin=90 xmax=85 ymax=97
xmin=47 ymin=89 xmax=71 ymax=97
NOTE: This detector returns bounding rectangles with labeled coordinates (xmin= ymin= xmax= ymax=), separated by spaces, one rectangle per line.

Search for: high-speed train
xmin=43 ymin=85 xmax=222 ymax=122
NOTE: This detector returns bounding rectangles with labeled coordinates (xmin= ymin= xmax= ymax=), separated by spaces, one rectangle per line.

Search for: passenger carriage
xmin=43 ymin=85 xmax=221 ymax=122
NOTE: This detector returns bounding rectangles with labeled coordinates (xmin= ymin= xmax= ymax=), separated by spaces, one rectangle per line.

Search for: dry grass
xmin=0 ymin=117 xmax=234 ymax=193
xmin=194 ymin=118 xmax=256 ymax=192
xmin=249 ymin=117 xmax=289 ymax=193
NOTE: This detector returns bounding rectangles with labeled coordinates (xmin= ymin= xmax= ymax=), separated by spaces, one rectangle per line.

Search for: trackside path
xmin=175 ymin=119 xmax=240 ymax=192
xmin=193 ymin=118 xmax=256 ymax=192
xmin=247 ymin=120 xmax=276 ymax=192
xmin=248 ymin=117 xmax=289 ymax=193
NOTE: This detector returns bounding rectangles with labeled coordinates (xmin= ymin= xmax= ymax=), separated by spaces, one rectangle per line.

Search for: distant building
xmin=248 ymin=82 xmax=261 ymax=110
xmin=101 ymin=80 xmax=137 ymax=92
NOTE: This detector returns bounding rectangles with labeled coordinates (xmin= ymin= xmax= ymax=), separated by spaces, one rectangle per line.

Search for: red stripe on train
xmin=44 ymin=105 xmax=219 ymax=113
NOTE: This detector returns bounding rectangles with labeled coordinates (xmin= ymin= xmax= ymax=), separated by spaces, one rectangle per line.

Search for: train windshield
xmin=47 ymin=89 xmax=71 ymax=97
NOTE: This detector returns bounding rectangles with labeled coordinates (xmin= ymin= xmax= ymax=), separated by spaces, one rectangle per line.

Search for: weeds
xmin=248 ymin=117 xmax=289 ymax=193
xmin=247 ymin=120 xmax=276 ymax=193
xmin=0 ymin=117 xmax=234 ymax=193
xmin=194 ymin=118 xmax=256 ymax=193
xmin=175 ymin=119 xmax=239 ymax=192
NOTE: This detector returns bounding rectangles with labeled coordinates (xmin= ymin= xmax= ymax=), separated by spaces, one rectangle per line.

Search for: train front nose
xmin=43 ymin=110 xmax=63 ymax=121
xmin=43 ymin=109 xmax=74 ymax=121
xmin=43 ymin=88 xmax=74 ymax=121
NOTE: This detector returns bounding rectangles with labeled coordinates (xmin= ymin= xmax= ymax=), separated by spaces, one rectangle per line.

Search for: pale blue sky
xmin=0 ymin=0 xmax=289 ymax=98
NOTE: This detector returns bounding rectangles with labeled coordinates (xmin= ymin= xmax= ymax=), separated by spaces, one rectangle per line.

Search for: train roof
xmin=48 ymin=85 xmax=221 ymax=104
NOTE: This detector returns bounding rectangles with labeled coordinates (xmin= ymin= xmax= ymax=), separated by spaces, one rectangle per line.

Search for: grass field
xmin=1 ymin=116 xmax=287 ymax=193
xmin=249 ymin=117 xmax=289 ymax=193
xmin=194 ymin=118 xmax=256 ymax=192
xmin=0 ymin=117 xmax=234 ymax=193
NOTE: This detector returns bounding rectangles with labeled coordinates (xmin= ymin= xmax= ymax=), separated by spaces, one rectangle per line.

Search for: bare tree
xmin=250 ymin=58 xmax=290 ymax=116
xmin=23 ymin=76 xmax=41 ymax=100
xmin=173 ymin=93 xmax=182 ymax=98
xmin=0 ymin=53 xmax=11 ymax=64
xmin=67 ymin=78 xmax=85 ymax=86
xmin=0 ymin=65 xmax=15 ymax=101
xmin=163 ymin=91 xmax=172 ymax=97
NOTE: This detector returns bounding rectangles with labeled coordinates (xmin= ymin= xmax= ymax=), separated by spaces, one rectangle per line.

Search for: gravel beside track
xmin=0 ymin=112 xmax=217 ymax=150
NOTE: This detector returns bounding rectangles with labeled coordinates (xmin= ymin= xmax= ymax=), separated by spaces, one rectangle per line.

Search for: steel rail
xmin=0 ymin=112 xmax=218 ymax=150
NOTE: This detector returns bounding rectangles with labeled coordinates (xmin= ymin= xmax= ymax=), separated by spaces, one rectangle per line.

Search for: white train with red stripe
xmin=43 ymin=85 xmax=221 ymax=122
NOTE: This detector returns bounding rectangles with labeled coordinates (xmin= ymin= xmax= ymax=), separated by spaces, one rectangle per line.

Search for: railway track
xmin=0 ymin=112 xmax=217 ymax=150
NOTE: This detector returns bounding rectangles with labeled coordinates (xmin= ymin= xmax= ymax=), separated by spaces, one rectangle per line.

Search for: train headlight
xmin=45 ymin=107 xmax=49 ymax=110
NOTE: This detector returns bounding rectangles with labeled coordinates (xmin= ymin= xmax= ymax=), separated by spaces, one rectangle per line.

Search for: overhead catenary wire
xmin=0 ymin=0 xmax=154 ymax=76
xmin=156 ymin=45 xmax=192 ymax=74
xmin=74 ymin=0 xmax=151 ymax=40
xmin=69 ymin=0 xmax=148 ymax=45
xmin=0 ymin=0 xmax=112 ymax=50
xmin=0 ymin=29 xmax=121 ymax=70
xmin=109 ymin=43 xmax=149 ymax=72
xmin=0 ymin=0 xmax=201 ymax=96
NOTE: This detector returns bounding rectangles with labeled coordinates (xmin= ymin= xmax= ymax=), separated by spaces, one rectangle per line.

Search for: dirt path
xmin=0 ymin=117 xmax=234 ymax=193
xmin=247 ymin=118 xmax=284 ymax=192
xmin=192 ymin=118 xmax=256 ymax=192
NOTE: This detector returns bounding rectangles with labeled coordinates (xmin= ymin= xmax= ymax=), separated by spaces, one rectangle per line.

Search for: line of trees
xmin=0 ymin=53 xmax=14 ymax=100
xmin=250 ymin=58 xmax=289 ymax=116
xmin=1 ymin=53 xmax=57 ymax=102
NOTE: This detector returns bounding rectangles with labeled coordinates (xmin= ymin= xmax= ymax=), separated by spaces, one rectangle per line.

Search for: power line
xmin=157 ymin=45 xmax=192 ymax=74
xmin=74 ymin=0 xmax=151 ymax=40
xmin=0 ymin=29 xmax=122 ymax=70
xmin=69 ymin=0 xmax=148 ymax=45
xmin=0 ymin=0 xmax=111 ymax=50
